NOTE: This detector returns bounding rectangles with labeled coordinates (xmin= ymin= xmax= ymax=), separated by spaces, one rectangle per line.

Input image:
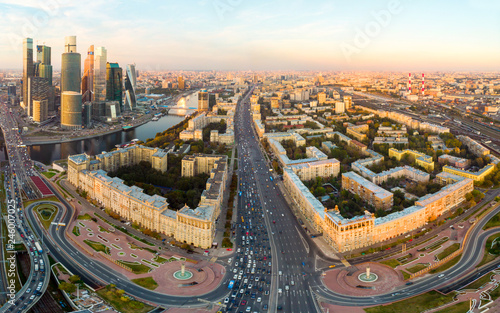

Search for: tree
xmin=59 ymin=282 xmax=76 ymax=293
xmin=68 ymin=275 xmax=80 ymax=284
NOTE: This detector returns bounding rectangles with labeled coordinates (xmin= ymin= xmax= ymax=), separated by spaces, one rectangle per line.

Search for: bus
xmin=228 ymin=280 xmax=235 ymax=289
xmin=34 ymin=242 xmax=43 ymax=253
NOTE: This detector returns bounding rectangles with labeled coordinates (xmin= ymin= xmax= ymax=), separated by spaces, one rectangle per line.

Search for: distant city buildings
xmin=178 ymin=76 xmax=185 ymax=90
xmin=198 ymin=90 xmax=209 ymax=111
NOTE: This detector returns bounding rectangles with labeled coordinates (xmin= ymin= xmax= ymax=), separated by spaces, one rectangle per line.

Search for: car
xmin=240 ymin=288 xmax=244 ymax=294
xmin=233 ymin=269 xmax=238 ymax=273
xmin=438 ymin=274 xmax=445 ymax=278
xmin=278 ymin=288 xmax=282 ymax=294
xmin=277 ymin=305 xmax=283 ymax=310
xmin=224 ymin=297 xmax=229 ymax=304
xmin=241 ymin=300 xmax=247 ymax=305
xmin=263 ymin=304 xmax=268 ymax=311
xmin=290 ymin=280 xmax=295 ymax=286
xmin=278 ymin=271 xmax=282 ymax=276
xmin=405 ymin=282 xmax=414 ymax=286
xmin=285 ymin=285 xmax=289 ymax=291
xmin=246 ymin=307 xmax=251 ymax=312
xmin=257 ymin=297 xmax=262 ymax=303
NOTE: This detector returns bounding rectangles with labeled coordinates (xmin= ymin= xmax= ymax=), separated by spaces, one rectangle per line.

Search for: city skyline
xmin=0 ymin=0 xmax=498 ymax=71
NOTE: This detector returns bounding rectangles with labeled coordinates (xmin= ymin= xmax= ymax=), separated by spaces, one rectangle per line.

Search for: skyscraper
xmin=106 ymin=62 xmax=122 ymax=108
xmin=198 ymin=90 xmax=209 ymax=111
xmin=124 ymin=64 xmax=137 ymax=110
xmin=22 ymin=38 xmax=34 ymax=109
xmin=33 ymin=100 xmax=48 ymax=123
xmin=35 ymin=44 xmax=54 ymax=112
xmin=61 ymin=91 xmax=82 ymax=129
xmin=36 ymin=45 xmax=52 ymax=85
xmin=61 ymin=37 xmax=81 ymax=93
xmin=82 ymin=45 xmax=94 ymax=103
xmin=61 ymin=36 xmax=82 ymax=129
xmin=93 ymin=47 xmax=107 ymax=102
xmin=27 ymin=76 xmax=49 ymax=118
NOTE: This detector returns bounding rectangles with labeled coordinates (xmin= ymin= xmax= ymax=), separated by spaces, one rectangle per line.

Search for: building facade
xmin=68 ymin=149 xmax=228 ymax=248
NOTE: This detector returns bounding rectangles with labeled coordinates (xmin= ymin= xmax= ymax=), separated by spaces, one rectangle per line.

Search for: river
xmin=27 ymin=90 xmax=201 ymax=164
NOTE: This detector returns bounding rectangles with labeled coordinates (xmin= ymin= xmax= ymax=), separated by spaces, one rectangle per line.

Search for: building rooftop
xmin=68 ymin=153 xmax=89 ymax=164
xmin=343 ymin=171 xmax=393 ymax=199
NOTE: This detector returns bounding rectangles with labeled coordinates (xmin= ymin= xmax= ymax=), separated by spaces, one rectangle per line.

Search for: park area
xmin=68 ymin=209 xmax=226 ymax=296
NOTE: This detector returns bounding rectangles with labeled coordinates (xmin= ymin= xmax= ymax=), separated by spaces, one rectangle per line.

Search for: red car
xmin=241 ymin=300 xmax=247 ymax=306
xmin=273 ymin=221 xmax=276 ymax=224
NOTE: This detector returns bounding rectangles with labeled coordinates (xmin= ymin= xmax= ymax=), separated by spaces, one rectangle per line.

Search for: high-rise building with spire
xmin=93 ymin=47 xmax=107 ymax=102
xmin=82 ymin=45 xmax=94 ymax=103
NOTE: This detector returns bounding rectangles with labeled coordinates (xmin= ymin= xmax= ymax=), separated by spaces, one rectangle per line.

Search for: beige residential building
xmin=289 ymin=159 xmax=340 ymax=181
xmin=283 ymin=167 xmax=473 ymax=253
xmin=68 ymin=150 xmax=228 ymax=249
xmin=342 ymin=172 xmax=393 ymax=210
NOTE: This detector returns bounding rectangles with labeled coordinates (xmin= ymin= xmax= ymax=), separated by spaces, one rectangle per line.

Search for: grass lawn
xmin=476 ymin=234 xmax=500 ymax=268
xmin=117 ymin=260 xmax=151 ymax=274
xmin=41 ymin=171 xmax=56 ymax=179
xmin=131 ymin=277 xmax=158 ymax=290
xmin=490 ymin=285 xmax=500 ymax=300
xmin=364 ymin=291 xmax=455 ymax=313
xmin=436 ymin=243 xmax=460 ymax=260
xmin=152 ymin=255 xmax=168 ymax=264
xmin=483 ymin=212 xmax=500 ymax=230
xmin=77 ymin=213 xmax=93 ymax=220
xmin=464 ymin=272 xmax=493 ymax=290
xmin=99 ymin=226 xmax=110 ymax=233
xmin=84 ymin=239 xmax=110 ymax=254
xmin=72 ymin=226 xmax=80 ymax=236
xmin=34 ymin=204 xmax=58 ymax=230
xmin=380 ymin=259 xmax=400 ymax=268
xmin=97 ymin=285 xmax=154 ymax=313
xmin=434 ymin=301 xmax=471 ymax=313
xmin=406 ymin=263 xmax=429 ymax=274
xmin=400 ymin=270 xmax=411 ymax=280
xmin=430 ymin=254 xmax=462 ymax=274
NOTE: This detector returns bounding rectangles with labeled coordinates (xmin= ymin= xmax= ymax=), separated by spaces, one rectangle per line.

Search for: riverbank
xmin=22 ymin=119 xmax=149 ymax=146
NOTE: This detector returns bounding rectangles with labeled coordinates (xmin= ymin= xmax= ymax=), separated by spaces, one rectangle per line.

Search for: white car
xmin=257 ymin=297 xmax=262 ymax=303
xmin=233 ymin=269 xmax=238 ymax=273
xmin=224 ymin=297 xmax=230 ymax=304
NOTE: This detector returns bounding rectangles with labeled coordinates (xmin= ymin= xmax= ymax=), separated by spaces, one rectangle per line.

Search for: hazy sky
xmin=0 ymin=0 xmax=499 ymax=71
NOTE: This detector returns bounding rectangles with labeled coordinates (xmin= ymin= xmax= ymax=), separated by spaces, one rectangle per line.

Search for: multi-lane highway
xmin=0 ymin=102 xmax=50 ymax=313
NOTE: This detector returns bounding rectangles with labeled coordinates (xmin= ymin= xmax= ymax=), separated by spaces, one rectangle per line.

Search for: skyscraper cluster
xmin=22 ymin=38 xmax=55 ymax=123
xmin=22 ymin=35 xmax=138 ymax=130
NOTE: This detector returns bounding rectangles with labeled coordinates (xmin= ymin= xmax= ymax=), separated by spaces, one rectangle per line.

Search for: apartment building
xmin=68 ymin=151 xmax=228 ymax=248
xmin=341 ymin=171 xmax=393 ymax=210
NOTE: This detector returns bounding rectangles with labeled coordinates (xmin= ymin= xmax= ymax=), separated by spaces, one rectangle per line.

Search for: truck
xmin=34 ymin=242 xmax=43 ymax=254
